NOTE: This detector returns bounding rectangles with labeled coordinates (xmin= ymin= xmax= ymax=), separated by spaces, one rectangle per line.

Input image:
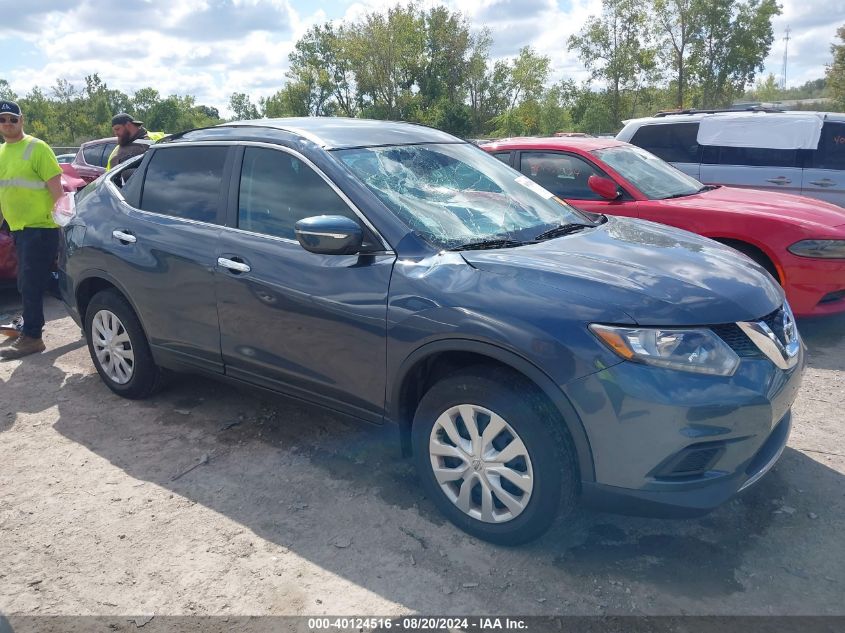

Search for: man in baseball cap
xmin=0 ymin=100 xmax=64 ymax=360
xmin=108 ymin=112 xmax=153 ymax=168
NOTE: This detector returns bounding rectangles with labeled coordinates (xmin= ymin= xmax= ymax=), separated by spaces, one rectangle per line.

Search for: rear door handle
xmin=112 ymin=230 xmax=136 ymax=244
xmin=217 ymin=257 xmax=251 ymax=273
xmin=809 ymin=179 xmax=836 ymax=188
xmin=765 ymin=177 xmax=791 ymax=185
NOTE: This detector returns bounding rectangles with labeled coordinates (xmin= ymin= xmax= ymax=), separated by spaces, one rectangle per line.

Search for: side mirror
xmin=295 ymin=215 xmax=364 ymax=255
xmin=588 ymin=175 xmax=621 ymax=200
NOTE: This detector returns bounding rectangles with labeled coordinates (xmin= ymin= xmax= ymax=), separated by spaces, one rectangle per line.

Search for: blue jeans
xmin=13 ymin=227 xmax=59 ymax=339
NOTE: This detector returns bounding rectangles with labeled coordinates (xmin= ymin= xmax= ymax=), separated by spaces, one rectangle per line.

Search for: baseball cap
xmin=0 ymin=100 xmax=22 ymax=117
xmin=111 ymin=112 xmax=144 ymax=126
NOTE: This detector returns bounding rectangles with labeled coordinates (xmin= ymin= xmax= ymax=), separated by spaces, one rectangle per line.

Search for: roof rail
xmin=653 ymin=106 xmax=786 ymax=117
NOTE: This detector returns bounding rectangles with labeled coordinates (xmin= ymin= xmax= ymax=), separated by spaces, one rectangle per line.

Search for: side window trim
xmin=225 ymin=141 xmax=392 ymax=252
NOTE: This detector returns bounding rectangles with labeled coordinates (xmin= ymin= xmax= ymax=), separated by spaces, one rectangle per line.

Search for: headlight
xmin=590 ymin=324 xmax=740 ymax=376
xmin=787 ymin=239 xmax=845 ymax=258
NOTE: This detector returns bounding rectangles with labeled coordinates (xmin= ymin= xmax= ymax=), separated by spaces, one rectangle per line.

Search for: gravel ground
xmin=0 ymin=292 xmax=843 ymax=622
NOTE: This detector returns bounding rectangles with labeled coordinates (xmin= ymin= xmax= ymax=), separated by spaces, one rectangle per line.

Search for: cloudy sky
xmin=1 ymin=0 xmax=841 ymax=116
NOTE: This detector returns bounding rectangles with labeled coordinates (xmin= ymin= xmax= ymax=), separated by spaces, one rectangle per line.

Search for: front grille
xmin=710 ymin=323 xmax=760 ymax=357
xmin=710 ymin=306 xmax=783 ymax=358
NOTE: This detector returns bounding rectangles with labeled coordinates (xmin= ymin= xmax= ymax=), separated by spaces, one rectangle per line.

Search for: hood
xmin=672 ymin=186 xmax=845 ymax=230
xmin=461 ymin=216 xmax=783 ymax=326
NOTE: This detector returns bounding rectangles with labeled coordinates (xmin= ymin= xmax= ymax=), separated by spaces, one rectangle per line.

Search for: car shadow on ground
xmin=2 ymin=295 xmax=843 ymax=614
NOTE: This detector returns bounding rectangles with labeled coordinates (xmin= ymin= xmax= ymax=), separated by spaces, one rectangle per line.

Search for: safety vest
xmin=106 ymin=131 xmax=167 ymax=170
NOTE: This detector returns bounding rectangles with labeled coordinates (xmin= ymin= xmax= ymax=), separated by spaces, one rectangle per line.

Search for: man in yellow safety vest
xmin=0 ymin=100 xmax=64 ymax=360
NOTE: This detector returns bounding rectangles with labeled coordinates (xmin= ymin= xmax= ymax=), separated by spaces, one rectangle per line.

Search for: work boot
xmin=0 ymin=333 xmax=19 ymax=348
xmin=0 ymin=334 xmax=46 ymax=360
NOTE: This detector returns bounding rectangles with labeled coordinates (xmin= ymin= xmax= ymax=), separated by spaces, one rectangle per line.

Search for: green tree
xmin=348 ymin=3 xmax=424 ymax=119
xmin=695 ymin=0 xmax=780 ymax=107
xmin=652 ymin=0 xmax=703 ymax=107
xmin=0 ymin=79 xmax=17 ymax=101
xmin=286 ymin=23 xmax=355 ymax=116
xmin=828 ymin=25 xmax=845 ymax=110
xmin=228 ymin=92 xmax=260 ymax=120
xmin=466 ymin=32 xmax=509 ymax=135
xmin=751 ymin=72 xmax=780 ymax=101
xmin=569 ymin=0 xmax=656 ymax=128
xmin=494 ymin=47 xmax=550 ymax=136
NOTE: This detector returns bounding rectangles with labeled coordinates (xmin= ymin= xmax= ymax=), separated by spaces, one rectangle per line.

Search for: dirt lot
xmin=1 ymin=291 xmax=843 ymax=619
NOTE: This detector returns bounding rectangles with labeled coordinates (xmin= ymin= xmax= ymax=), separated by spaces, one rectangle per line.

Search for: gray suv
xmin=59 ymin=118 xmax=804 ymax=544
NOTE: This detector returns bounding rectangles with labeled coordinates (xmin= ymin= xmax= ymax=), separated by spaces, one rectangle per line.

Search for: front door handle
xmin=765 ymin=177 xmax=791 ymax=185
xmin=217 ymin=257 xmax=251 ymax=273
xmin=112 ymin=230 xmax=136 ymax=244
xmin=809 ymin=179 xmax=836 ymax=188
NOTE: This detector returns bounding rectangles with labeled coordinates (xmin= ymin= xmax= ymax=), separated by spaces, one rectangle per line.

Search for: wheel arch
xmin=75 ymin=271 xmax=152 ymax=343
xmin=388 ymin=339 xmax=595 ymax=483
xmin=709 ymin=236 xmax=784 ymax=284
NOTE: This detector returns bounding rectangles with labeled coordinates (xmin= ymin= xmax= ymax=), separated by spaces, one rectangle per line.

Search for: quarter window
xmin=238 ymin=147 xmax=356 ymax=240
xmin=629 ymin=123 xmax=701 ymax=163
xmin=811 ymin=122 xmax=845 ymax=171
xmin=519 ymin=152 xmax=607 ymax=200
xmin=491 ymin=152 xmax=511 ymax=165
xmin=138 ymin=146 xmax=228 ymax=223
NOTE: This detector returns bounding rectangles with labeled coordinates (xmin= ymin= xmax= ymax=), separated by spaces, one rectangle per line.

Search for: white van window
xmin=629 ymin=123 xmax=700 ymax=163
xmin=812 ymin=122 xmax=845 ymax=171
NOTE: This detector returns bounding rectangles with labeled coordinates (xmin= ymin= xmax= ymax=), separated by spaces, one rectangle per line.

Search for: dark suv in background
xmin=59 ymin=118 xmax=804 ymax=544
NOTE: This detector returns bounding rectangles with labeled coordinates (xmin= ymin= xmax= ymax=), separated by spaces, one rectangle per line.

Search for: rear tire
xmin=84 ymin=289 xmax=162 ymax=399
xmin=412 ymin=366 xmax=576 ymax=545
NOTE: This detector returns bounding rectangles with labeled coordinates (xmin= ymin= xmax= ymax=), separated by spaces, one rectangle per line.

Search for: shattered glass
xmin=337 ymin=144 xmax=591 ymax=249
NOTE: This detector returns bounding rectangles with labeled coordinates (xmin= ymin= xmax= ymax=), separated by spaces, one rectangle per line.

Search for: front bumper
xmin=581 ymin=412 xmax=791 ymax=517
xmin=782 ymin=255 xmax=845 ymax=317
xmin=566 ymin=347 xmax=804 ymax=517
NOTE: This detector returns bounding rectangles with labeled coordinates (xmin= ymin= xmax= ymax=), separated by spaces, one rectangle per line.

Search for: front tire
xmin=412 ymin=367 xmax=576 ymax=545
xmin=84 ymin=289 xmax=162 ymax=399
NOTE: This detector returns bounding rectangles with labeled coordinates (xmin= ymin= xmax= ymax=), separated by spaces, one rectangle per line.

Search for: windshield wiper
xmin=533 ymin=223 xmax=592 ymax=242
xmin=449 ymin=238 xmax=526 ymax=251
xmin=662 ymin=191 xmax=698 ymax=200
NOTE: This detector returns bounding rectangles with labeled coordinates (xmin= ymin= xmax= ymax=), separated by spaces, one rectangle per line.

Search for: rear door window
xmin=138 ymin=146 xmax=229 ymax=224
xmin=629 ymin=123 xmax=701 ymax=164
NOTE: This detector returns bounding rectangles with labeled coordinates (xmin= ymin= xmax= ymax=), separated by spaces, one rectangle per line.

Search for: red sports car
xmin=0 ymin=164 xmax=85 ymax=284
xmin=483 ymin=137 xmax=845 ymax=317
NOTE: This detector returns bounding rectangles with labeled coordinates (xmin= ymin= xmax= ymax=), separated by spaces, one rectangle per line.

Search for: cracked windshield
xmin=337 ymin=143 xmax=592 ymax=249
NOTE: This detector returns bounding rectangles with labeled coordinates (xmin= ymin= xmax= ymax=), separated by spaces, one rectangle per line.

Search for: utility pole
xmin=781 ymin=26 xmax=791 ymax=91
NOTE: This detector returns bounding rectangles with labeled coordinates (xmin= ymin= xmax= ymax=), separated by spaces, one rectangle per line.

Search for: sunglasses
xmin=0 ymin=116 xmax=20 ymax=124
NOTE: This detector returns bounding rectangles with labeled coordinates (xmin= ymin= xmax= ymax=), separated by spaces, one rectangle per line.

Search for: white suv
xmin=617 ymin=110 xmax=845 ymax=208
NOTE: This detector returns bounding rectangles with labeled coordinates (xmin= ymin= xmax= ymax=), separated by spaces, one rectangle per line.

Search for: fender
xmin=388 ymin=338 xmax=596 ymax=482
